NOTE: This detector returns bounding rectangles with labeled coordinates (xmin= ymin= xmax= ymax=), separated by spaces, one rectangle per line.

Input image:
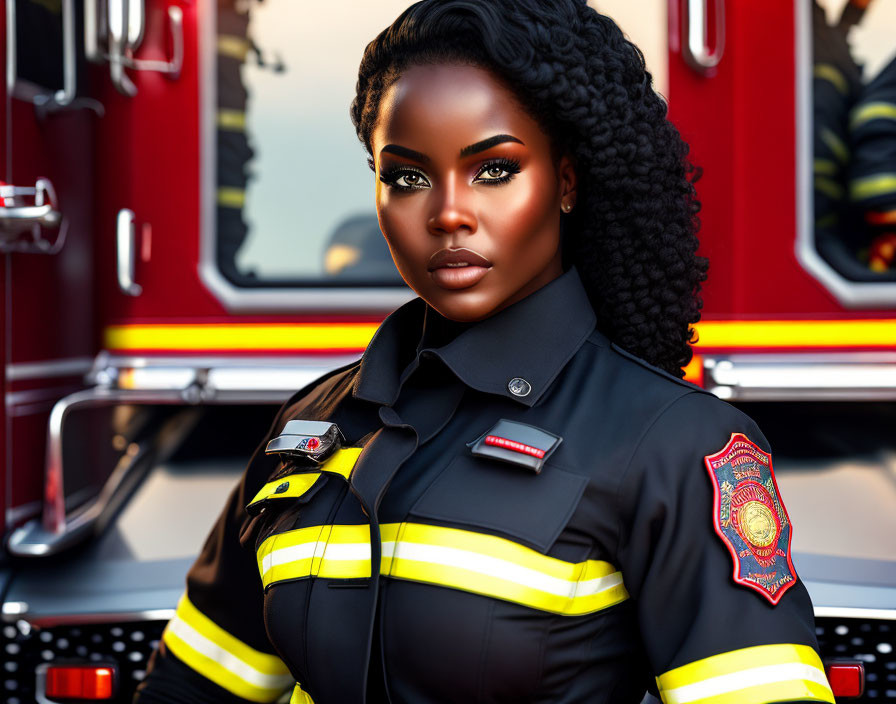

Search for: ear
xmin=558 ymin=153 xmax=577 ymax=205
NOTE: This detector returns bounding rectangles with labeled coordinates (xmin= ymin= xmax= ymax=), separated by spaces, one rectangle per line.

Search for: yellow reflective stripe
xmin=851 ymin=101 xmax=896 ymax=128
xmin=320 ymin=447 xmax=363 ymax=480
xmin=162 ymin=595 xmax=292 ymax=702
xmin=813 ymin=64 xmax=848 ymax=94
xmin=381 ymin=522 xmax=628 ymax=615
xmin=851 ymin=173 xmax=896 ymax=201
xmin=290 ymin=684 xmax=315 ymax=704
xmin=814 ymin=176 xmax=843 ymax=200
xmin=103 ymin=323 xmax=378 ymax=352
xmin=218 ymin=187 xmax=246 ymax=208
xmin=692 ymin=318 xmax=896 ymax=349
xmin=257 ymin=522 xmax=628 ymax=616
xmin=813 ymin=159 xmax=837 ymax=176
xmin=248 ymin=473 xmax=321 ymax=510
xmin=820 ymin=128 xmax=849 ymax=163
xmin=218 ymin=109 xmax=247 ymax=131
xmin=257 ymin=523 xmax=371 ymax=584
xmin=657 ymin=643 xmax=834 ymax=704
xmin=218 ymin=34 xmax=250 ymax=60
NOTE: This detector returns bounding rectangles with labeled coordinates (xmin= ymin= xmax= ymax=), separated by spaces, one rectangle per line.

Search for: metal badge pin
xmin=507 ymin=377 xmax=532 ymax=397
xmin=265 ymin=420 xmax=344 ymax=464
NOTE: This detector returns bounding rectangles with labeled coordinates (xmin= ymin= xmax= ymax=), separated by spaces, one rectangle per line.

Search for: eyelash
xmin=378 ymin=157 xmax=522 ymax=192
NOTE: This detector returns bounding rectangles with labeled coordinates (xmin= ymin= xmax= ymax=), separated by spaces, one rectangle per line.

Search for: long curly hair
xmin=350 ymin=0 xmax=707 ymax=377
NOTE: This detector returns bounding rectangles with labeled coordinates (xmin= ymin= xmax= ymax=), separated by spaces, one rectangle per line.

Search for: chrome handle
xmin=108 ymin=0 xmax=138 ymax=96
xmin=684 ymin=0 xmax=726 ymax=73
xmin=116 ymin=208 xmax=143 ymax=296
xmin=106 ymin=1 xmax=183 ymax=96
xmin=53 ymin=0 xmax=77 ymax=106
xmin=0 ymin=179 xmax=68 ymax=254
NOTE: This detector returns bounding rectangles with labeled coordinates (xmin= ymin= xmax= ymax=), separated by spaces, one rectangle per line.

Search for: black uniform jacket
xmin=136 ymin=269 xmax=835 ymax=704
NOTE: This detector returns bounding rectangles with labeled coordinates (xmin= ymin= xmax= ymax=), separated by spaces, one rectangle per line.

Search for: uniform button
xmin=507 ymin=377 xmax=532 ymax=397
xmin=274 ymin=482 xmax=290 ymax=494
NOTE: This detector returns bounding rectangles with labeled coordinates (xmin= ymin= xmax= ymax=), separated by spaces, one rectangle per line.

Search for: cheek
xmin=483 ymin=169 xmax=559 ymax=251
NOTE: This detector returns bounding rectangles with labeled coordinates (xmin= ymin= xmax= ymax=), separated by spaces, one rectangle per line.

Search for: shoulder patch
xmin=609 ymin=342 xmax=708 ymax=394
xmin=704 ymin=433 xmax=796 ymax=605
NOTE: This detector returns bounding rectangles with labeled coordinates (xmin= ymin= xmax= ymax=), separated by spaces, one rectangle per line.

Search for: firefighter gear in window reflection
xmin=812 ymin=0 xmax=896 ymax=278
xmin=135 ymin=270 xmax=834 ymax=704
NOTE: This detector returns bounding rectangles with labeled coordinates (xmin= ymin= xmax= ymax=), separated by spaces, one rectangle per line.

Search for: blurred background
xmin=0 ymin=0 xmax=894 ymax=702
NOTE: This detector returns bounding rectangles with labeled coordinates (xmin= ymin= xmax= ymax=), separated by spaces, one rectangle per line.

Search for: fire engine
xmin=0 ymin=0 xmax=893 ymax=702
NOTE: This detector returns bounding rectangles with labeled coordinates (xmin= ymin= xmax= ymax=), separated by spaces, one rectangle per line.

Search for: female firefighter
xmin=136 ymin=1 xmax=835 ymax=702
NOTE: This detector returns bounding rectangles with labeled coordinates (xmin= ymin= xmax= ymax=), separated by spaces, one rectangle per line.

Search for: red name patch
xmin=484 ymin=435 xmax=546 ymax=459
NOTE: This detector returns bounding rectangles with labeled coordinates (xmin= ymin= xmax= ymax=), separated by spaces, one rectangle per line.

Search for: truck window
xmin=809 ymin=0 xmax=896 ymax=284
xmin=212 ymin=0 xmax=410 ymax=288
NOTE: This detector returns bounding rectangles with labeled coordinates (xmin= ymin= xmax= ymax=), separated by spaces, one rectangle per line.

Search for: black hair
xmin=351 ymin=0 xmax=707 ymax=377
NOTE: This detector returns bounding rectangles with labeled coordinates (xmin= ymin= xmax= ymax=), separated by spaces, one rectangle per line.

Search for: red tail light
xmin=825 ymin=662 xmax=865 ymax=699
xmin=44 ymin=665 xmax=116 ymax=700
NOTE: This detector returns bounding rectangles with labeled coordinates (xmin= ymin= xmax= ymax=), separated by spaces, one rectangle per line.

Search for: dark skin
xmin=370 ymin=63 xmax=577 ymax=322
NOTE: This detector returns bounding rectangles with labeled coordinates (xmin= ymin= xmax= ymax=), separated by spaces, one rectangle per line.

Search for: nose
xmin=426 ymin=174 xmax=477 ymax=237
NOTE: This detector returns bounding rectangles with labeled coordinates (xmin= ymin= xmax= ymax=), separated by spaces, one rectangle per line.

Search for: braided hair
xmin=351 ymin=0 xmax=706 ymax=377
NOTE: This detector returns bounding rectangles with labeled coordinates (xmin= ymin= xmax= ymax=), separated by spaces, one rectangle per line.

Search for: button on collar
xmin=507 ymin=377 xmax=532 ymax=397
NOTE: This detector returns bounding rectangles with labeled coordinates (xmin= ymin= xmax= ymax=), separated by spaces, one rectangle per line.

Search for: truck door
xmin=2 ymin=0 xmax=98 ymax=537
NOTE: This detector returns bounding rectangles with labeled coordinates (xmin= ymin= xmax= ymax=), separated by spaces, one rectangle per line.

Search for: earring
xmin=561 ymin=202 xmax=573 ymax=213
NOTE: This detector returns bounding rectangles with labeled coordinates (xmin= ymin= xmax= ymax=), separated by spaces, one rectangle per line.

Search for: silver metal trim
xmin=7 ymin=608 xmax=175 ymax=627
xmin=84 ymin=0 xmax=101 ymax=62
xmin=683 ymin=0 xmax=725 ymax=72
xmin=793 ymin=0 xmax=896 ymax=307
xmin=7 ymin=356 xmax=94 ymax=381
xmin=108 ymin=0 xmax=137 ymax=96
xmin=703 ymin=353 xmax=896 ymax=401
xmin=54 ymin=0 xmax=77 ymax=107
xmin=0 ymin=179 xmax=62 ymax=233
xmin=6 ymin=386 xmax=80 ymax=407
xmin=196 ymin=0 xmax=413 ymax=313
xmin=814 ymin=607 xmax=896 ymax=621
xmin=116 ymin=208 xmax=142 ymax=296
xmin=6 ymin=0 xmax=16 ymax=100
xmin=20 ymin=386 xmax=284 ymax=553
xmin=6 ymin=500 xmax=40 ymax=526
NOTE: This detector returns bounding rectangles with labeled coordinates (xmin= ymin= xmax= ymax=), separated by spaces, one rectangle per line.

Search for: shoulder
xmin=242 ymin=360 xmax=361 ymax=492
xmin=274 ymin=359 xmax=361 ymax=427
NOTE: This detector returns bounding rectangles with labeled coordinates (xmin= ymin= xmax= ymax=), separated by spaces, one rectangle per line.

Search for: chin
xmin=425 ymin=291 xmax=503 ymax=323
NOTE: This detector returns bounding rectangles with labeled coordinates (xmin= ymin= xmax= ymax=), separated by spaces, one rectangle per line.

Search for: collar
xmin=353 ymin=268 xmax=598 ymax=408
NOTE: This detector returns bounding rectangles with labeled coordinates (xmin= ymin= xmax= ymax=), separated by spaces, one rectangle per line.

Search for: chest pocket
xmin=408 ymin=454 xmax=586 ymax=553
xmin=386 ymin=454 xmax=629 ymax=618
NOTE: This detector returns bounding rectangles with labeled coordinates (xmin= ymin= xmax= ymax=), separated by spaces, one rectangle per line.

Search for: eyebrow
xmin=379 ymin=134 xmax=525 ymax=164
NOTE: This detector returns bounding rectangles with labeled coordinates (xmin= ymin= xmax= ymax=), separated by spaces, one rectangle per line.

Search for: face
xmin=370 ymin=63 xmax=576 ymax=322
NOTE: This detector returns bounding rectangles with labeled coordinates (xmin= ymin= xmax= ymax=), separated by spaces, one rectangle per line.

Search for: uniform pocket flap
xmin=246 ymin=472 xmax=325 ymax=516
xmin=409 ymin=455 xmax=587 ymax=553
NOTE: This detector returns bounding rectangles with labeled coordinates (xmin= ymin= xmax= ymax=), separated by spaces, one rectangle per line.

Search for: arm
xmin=616 ymin=392 xmax=835 ymax=704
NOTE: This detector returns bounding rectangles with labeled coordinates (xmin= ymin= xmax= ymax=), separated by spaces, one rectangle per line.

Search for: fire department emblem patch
xmin=704 ymin=433 xmax=796 ymax=605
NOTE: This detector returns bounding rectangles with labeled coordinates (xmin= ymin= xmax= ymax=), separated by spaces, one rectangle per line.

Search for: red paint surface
xmin=667 ymin=0 xmax=877 ymax=318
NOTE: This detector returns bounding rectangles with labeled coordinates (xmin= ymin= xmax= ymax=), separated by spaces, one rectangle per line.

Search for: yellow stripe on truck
xmin=104 ymin=323 xmax=379 ymax=352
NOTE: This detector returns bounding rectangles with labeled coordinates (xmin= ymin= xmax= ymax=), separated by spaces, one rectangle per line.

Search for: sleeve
xmin=615 ymin=391 xmax=836 ymax=704
xmin=135 ymin=405 xmax=298 ymax=704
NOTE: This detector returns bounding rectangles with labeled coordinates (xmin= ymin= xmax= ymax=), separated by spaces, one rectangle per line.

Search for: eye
xmin=379 ymin=166 xmax=431 ymax=191
xmin=473 ymin=157 xmax=522 ymax=185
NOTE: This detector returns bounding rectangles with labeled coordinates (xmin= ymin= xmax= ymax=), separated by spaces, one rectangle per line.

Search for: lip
xmin=427 ymin=247 xmax=493 ymax=271
xmin=427 ymin=248 xmax=492 ymax=290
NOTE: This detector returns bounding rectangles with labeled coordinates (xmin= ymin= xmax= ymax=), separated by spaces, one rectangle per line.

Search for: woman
xmin=137 ymin=2 xmax=835 ymax=703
